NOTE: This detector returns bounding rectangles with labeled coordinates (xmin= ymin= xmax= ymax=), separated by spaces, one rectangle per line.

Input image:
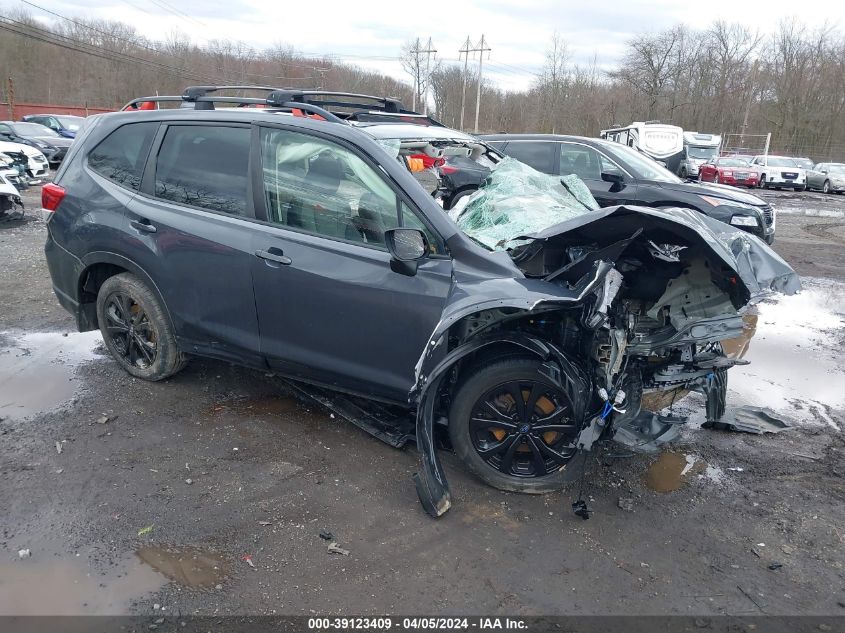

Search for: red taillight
xmin=439 ymin=165 xmax=459 ymax=175
xmin=42 ymin=183 xmax=66 ymax=213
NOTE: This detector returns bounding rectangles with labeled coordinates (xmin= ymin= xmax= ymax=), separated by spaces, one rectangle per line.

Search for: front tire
xmin=449 ymin=357 xmax=583 ymax=493
xmin=96 ymin=273 xmax=186 ymax=381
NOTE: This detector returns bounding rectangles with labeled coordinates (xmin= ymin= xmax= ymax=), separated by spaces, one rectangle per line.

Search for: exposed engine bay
xmin=411 ymin=158 xmax=800 ymax=518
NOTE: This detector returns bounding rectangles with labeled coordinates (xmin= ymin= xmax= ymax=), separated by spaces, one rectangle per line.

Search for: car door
xmin=250 ymin=124 xmax=453 ymax=402
xmin=558 ymin=142 xmax=638 ymax=207
xmin=122 ymin=121 xmax=263 ymax=365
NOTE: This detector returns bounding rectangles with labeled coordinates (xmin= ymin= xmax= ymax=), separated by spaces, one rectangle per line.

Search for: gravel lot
xmin=1 ymin=182 xmax=844 ymax=618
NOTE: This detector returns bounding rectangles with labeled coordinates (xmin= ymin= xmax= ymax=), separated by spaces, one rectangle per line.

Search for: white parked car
xmin=749 ymin=155 xmax=806 ymax=190
xmin=0 ymin=140 xmax=49 ymax=182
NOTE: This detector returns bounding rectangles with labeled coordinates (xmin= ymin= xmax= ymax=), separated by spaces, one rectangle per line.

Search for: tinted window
xmin=88 ymin=121 xmax=158 ymax=191
xmin=501 ymin=141 xmax=556 ymax=173
xmin=260 ymin=127 xmax=439 ymax=252
xmin=154 ymin=125 xmax=251 ymax=216
xmin=559 ymin=144 xmax=605 ymax=180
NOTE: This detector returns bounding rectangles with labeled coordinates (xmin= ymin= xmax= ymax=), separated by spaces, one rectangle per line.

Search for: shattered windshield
xmin=452 ymin=157 xmax=598 ymax=250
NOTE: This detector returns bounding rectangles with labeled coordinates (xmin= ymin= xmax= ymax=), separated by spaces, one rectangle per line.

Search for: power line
xmin=12 ymin=3 xmax=324 ymax=83
xmin=145 ymin=0 xmax=205 ymax=28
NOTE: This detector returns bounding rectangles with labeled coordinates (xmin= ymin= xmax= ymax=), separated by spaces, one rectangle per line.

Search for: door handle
xmin=255 ymin=249 xmax=292 ymax=265
xmin=130 ymin=219 xmax=157 ymax=233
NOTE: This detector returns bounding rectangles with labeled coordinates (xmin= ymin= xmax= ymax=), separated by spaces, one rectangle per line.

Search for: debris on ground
xmin=327 ymin=542 xmax=350 ymax=556
xmin=258 ymin=521 xmax=272 ymax=526
xmin=241 ymin=554 xmax=256 ymax=569
xmin=319 ymin=530 xmax=334 ymax=540
xmin=184 ymin=478 xmax=193 ymax=485
xmin=768 ymin=562 xmax=784 ymax=570
xmin=17 ymin=548 xmax=31 ymax=558
xmin=617 ymin=497 xmax=635 ymax=512
xmin=137 ymin=525 xmax=154 ymax=537
xmin=97 ymin=415 xmax=110 ymax=424
xmin=55 ymin=441 xmax=62 ymax=454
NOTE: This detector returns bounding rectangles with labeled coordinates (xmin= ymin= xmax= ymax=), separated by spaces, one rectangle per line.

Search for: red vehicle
xmin=698 ymin=157 xmax=759 ymax=188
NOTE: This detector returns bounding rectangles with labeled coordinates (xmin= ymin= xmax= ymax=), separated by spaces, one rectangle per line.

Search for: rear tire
xmin=449 ymin=357 xmax=584 ymax=494
xmin=96 ymin=273 xmax=186 ymax=381
xmin=823 ymin=180 xmax=831 ymax=194
xmin=759 ymin=174 xmax=767 ymax=188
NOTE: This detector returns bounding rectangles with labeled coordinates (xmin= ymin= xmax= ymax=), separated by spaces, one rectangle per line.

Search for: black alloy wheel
xmin=467 ymin=378 xmax=578 ymax=479
xmin=102 ymin=292 xmax=157 ymax=369
xmin=95 ymin=273 xmax=186 ymax=381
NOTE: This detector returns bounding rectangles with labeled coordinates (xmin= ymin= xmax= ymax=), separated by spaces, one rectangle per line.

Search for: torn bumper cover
xmin=411 ymin=162 xmax=799 ymax=518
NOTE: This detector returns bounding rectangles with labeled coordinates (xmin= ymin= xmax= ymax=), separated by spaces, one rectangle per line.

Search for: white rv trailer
xmin=599 ymin=121 xmax=684 ymax=172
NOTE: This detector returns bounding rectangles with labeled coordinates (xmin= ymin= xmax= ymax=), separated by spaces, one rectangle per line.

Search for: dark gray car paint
xmin=46 ymin=108 xmax=799 ymax=518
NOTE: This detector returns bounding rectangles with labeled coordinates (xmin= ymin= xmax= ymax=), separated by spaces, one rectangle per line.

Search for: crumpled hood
xmin=658 ymin=180 xmax=768 ymax=207
xmin=519 ymin=204 xmax=800 ymax=297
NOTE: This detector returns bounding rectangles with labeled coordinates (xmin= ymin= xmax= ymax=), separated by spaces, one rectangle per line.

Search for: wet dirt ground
xmin=1 ymin=184 xmax=844 ymax=617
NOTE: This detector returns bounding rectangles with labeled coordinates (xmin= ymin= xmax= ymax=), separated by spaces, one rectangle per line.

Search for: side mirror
xmin=384 ymin=227 xmax=428 ymax=276
xmin=601 ymin=171 xmax=625 ymax=191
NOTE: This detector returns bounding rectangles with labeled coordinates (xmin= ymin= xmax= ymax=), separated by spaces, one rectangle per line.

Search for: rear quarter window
xmin=88 ymin=122 xmax=158 ymax=191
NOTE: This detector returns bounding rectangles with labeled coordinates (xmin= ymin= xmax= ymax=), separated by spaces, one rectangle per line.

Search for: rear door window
xmin=87 ymin=121 xmax=158 ymax=191
xmin=153 ymin=125 xmax=251 ymax=216
xmin=502 ymin=141 xmax=556 ymax=173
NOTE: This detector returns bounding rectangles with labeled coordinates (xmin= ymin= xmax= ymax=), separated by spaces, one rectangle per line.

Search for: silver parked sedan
xmin=806 ymin=162 xmax=845 ymax=194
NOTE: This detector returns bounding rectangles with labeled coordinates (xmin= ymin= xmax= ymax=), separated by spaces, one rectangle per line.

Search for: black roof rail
xmin=120 ymin=85 xmax=440 ymax=125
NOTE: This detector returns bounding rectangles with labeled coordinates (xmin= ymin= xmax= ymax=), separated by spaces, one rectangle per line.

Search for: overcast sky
xmin=20 ymin=0 xmax=845 ymax=91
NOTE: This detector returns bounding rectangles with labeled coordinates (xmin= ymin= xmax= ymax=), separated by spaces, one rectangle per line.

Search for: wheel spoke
xmin=531 ymin=434 xmax=577 ymax=462
xmin=505 ymin=382 xmax=527 ymax=422
xmin=499 ymin=435 xmax=522 ymax=475
xmin=526 ymin=435 xmax=549 ymax=476
xmin=524 ymin=381 xmax=545 ymax=418
xmin=127 ymin=336 xmax=138 ymax=366
xmin=482 ymin=400 xmax=517 ymax=424
xmin=476 ymin=433 xmax=517 ymax=458
xmin=469 ymin=415 xmax=518 ymax=434
xmin=133 ymin=335 xmax=155 ymax=365
xmin=105 ymin=323 xmax=128 ymax=334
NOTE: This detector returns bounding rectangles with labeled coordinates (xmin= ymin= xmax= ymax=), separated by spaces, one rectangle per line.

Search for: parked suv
xmin=44 ymin=87 xmax=797 ymax=517
xmin=748 ymin=155 xmax=806 ymax=190
xmin=481 ymin=134 xmax=776 ymax=244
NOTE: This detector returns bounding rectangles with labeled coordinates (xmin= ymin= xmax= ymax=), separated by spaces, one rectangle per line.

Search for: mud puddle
xmin=643 ymin=452 xmax=705 ymax=492
xmin=0 ymin=331 xmax=103 ymax=421
xmin=0 ymin=551 xmax=164 ymax=615
xmin=724 ymin=278 xmax=845 ymax=428
xmin=135 ymin=546 xmax=227 ymax=588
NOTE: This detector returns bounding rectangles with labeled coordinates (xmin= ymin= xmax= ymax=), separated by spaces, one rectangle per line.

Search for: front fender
xmin=412 ymin=332 xmax=562 ymax=517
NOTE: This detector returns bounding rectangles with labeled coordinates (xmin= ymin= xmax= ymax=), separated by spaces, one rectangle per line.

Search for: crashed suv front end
xmin=411 ymin=159 xmax=799 ymax=517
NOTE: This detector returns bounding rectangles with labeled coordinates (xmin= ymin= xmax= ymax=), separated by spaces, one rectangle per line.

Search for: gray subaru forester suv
xmin=43 ymin=87 xmax=798 ymax=517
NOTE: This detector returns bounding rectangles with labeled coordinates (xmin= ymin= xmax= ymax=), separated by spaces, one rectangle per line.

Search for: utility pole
xmin=411 ymin=38 xmax=420 ymax=111
xmin=420 ymin=37 xmax=437 ymax=115
xmin=473 ymin=35 xmax=491 ymax=134
xmin=458 ymin=36 xmax=472 ymax=131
